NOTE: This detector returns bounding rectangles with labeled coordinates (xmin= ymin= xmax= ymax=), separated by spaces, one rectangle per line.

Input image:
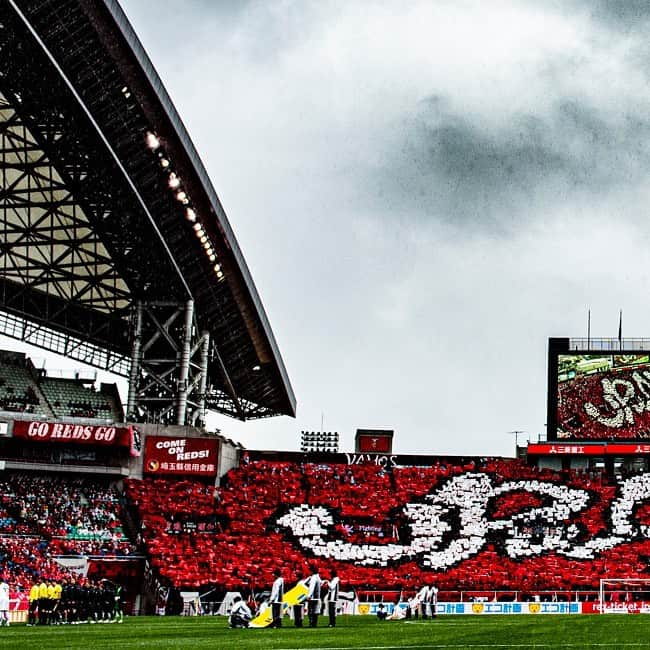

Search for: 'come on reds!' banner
xmin=144 ymin=436 xmax=218 ymax=476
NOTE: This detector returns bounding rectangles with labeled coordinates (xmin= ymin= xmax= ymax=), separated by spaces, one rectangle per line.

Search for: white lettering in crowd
xmin=584 ymin=370 xmax=650 ymax=428
xmin=345 ymin=453 xmax=397 ymax=467
xmin=276 ymin=472 xmax=650 ymax=570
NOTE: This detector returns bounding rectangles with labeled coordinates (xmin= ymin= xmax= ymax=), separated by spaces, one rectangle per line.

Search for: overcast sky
xmin=7 ymin=0 xmax=650 ymax=456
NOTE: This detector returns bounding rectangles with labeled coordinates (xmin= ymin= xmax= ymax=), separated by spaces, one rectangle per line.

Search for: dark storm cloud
xmin=372 ymin=95 xmax=650 ymax=233
xmin=578 ymin=0 xmax=650 ymax=29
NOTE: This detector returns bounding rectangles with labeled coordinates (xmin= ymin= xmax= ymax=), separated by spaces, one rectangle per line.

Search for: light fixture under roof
xmin=145 ymin=131 xmax=160 ymax=150
xmin=168 ymin=173 xmax=180 ymax=189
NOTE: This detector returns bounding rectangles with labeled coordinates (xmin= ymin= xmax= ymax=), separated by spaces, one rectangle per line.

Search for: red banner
xmin=528 ymin=443 xmax=650 ymax=456
xmin=607 ymin=443 xmax=650 ymax=455
xmin=582 ymin=601 xmax=650 ymax=614
xmin=144 ymin=436 xmax=218 ymax=476
xmin=12 ymin=420 xmax=131 ymax=447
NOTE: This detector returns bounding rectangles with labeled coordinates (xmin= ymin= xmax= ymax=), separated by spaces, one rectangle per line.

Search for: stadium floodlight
xmin=300 ymin=429 xmax=339 ymax=453
xmin=168 ymin=173 xmax=181 ymax=189
xmin=214 ymin=264 xmax=221 ymax=273
xmin=216 ymin=270 xmax=224 ymax=279
xmin=185 ymin=207 xmax=197 ymax=222
xmin=145 ymin=131 xmax=160 ymax=150
xmin=176 ymin=190 xmax=188 ymax=204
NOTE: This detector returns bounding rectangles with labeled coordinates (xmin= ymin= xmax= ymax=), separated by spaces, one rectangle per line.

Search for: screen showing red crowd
xmin=556 ymin=353 xmax=650 ymax=440
xmin=144 ymin=435 xmax=218 ymax=476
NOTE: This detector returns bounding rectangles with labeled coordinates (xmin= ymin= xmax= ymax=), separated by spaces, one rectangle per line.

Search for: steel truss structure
xmin=0 ymin=0 xmax=296 ymax=424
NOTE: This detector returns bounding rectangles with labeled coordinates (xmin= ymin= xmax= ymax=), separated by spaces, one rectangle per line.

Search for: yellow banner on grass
xmin=249 ymin=581 xmax=310 ymax=628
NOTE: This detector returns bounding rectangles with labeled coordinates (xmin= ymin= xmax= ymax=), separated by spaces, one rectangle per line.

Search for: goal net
xmin=599 ymin=579 xmax=650 ymax=614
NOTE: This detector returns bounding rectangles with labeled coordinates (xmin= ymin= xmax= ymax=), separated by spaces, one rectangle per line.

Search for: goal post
xmin=599 ymin=579 xmax=650 ymax=614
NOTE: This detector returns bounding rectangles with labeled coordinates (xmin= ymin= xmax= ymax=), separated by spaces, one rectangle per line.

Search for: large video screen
xmin=552 ymin=352 xmax=650 ymax=440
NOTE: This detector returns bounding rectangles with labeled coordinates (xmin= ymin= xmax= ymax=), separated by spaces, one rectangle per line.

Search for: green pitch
xmin=0 ymin=615 xmax=650 ymax=649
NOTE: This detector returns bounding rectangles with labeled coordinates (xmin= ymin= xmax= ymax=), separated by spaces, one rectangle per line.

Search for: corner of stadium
xmin=1 ymin=0 xmax=650 ymax=646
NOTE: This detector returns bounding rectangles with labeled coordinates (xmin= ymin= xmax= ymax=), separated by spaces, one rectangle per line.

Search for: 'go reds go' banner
xmin=13 ymin=420 xmax=132 ymax=447
xmin=144 ymin=436 xmax=218 ymax=476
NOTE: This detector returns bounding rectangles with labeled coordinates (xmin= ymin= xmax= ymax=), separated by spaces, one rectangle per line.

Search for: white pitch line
xmin=274 ymin=645 xmax=650 ymax=650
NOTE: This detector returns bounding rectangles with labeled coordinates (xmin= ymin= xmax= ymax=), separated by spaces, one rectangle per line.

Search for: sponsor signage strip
xmin=527 ymin=444 xmax=606 ymax=455
xmin=528 ymin=443 xmax=650 ymax=455
xmin=358 ymin=602 xmax=583 ymax=615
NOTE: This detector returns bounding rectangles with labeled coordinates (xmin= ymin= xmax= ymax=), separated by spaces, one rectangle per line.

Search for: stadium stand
xmin=0 ymin=353 xmax=50 ymax=416
xmin=39 ymin=378 xmax=119 ymax=421
xmin=124 ymin=457 xmax=650 ymax=600
xmin=0 ymin=352 xmax=122 ymax=422
xmin=0 ymin=472 xmax=138 ymax=590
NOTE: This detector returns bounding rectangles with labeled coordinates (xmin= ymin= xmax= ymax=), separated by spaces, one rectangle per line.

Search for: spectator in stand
xmin=269 ymin=568 xmax=284 ymax=628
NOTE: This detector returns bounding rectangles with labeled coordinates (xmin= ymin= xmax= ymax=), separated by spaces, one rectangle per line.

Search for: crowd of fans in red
xmin=124 ymin=458 xmax=650 ymax=599
xmin=0 ymin=473 xmax=137 ymax=590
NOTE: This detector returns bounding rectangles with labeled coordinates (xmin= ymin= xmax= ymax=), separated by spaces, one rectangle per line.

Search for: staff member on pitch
xmin=270 ymin=568 xmax=284 ymax=628
xmin=306 ymin=565 xmax=322 ymax=628
xmin=325 ymin=570 xmax=340 ymax=627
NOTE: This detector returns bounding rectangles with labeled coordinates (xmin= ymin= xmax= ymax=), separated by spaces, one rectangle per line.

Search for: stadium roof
xmin=0 ymin=0 xmax=296 ymax=420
